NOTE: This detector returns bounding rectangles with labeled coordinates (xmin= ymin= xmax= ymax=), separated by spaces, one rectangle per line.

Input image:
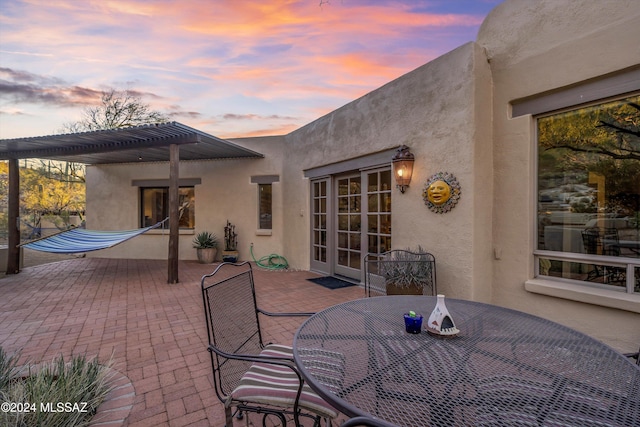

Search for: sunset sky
xmin=0 ymin=0 xmax=501 ymax=140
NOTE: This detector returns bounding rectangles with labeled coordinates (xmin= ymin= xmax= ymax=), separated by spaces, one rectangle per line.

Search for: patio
xmin=0 ymin=257 xmax=363 ymax=426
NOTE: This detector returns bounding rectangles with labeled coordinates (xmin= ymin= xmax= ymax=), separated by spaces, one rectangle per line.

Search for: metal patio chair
xmin=364 ymin=249 xmax=436 ymax=297
xmin=201 ymin=261 xmax=343 ymax=427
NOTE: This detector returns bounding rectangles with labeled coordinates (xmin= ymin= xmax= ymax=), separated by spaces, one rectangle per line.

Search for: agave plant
xmin=192 ymin=231 xmax=219 ymax=249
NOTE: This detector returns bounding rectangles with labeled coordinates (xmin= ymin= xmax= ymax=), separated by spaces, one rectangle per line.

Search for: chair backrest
xmin=201 ymin=262 xmax=264 ymax=400
xmin=364 ymin=249 xmax=436 ymax=297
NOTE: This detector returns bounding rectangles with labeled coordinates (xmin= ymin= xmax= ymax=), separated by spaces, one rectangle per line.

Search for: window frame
xmin=530 ymin=92 xmax=640 ymax=310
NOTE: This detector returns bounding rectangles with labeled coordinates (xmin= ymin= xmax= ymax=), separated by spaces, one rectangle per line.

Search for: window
xmin=258 ymin=183 xmax=272 ymax=229
xmin=536 ymin=94 xmax=640 ymax=293
xmin=140 ymin=187 xmax=195 ymax=229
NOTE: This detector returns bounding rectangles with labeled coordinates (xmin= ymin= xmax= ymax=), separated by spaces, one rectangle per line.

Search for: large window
xmin=536 ymin=94 xmax=640 ymax=293
xmin=140 ymin=187 xmax=195 ymax=229
xmin=258 ymin=183 xmax=272 ymax=230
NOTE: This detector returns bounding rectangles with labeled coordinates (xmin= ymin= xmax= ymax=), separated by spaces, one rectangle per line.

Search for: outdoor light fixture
xmin=392 ymin=145 xmax=414 ymax=193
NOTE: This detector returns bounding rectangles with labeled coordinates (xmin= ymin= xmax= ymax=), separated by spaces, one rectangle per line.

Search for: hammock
xmin=20 ymin=219 xmax=168 ymax=254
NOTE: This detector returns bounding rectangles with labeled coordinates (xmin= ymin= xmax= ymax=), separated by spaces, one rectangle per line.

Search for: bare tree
xmin=61 ymin=88 xmax=169 ymax=132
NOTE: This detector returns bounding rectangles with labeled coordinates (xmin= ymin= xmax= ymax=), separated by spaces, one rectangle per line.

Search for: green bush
xmin=0 ymin=348 xmax=113 ymax=427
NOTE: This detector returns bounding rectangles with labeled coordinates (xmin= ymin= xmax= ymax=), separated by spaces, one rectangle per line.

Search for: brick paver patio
xmin=0 ymin=258 xmax=363 ymax=426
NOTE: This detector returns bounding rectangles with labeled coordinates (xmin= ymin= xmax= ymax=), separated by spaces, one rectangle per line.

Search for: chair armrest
xmin=341 ymin=416 xmax=395 ymax=427
xmin=207 ymin=344 xmax=295 ymax=365
xmin=257 ymin=307 xmax=315 ymax=317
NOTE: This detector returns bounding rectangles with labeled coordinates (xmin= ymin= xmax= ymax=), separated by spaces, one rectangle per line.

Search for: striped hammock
xmin=20 ymin=219 xmax=167 ymax=254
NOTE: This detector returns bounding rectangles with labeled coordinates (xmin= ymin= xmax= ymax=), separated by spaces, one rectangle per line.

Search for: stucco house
xmin=85 ymin=0 xmax=640 ymax=352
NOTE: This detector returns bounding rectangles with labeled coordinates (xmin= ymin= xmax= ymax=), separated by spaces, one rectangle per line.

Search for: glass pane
xmin=338 ymin=214 xmax=348 ymax=230
xmin=368 ymin=194 xmax=378 ymax=213
xmin=350 ymin=215 xmax=361 ymax=231
xmin=368 ymin=234 xmax=379 ymax=254
xmin=320 ymin=247 xmax=326 ymax=262
xmin=338 ymin=197 xmax=348 ymax=213
xmin=537 ymin=95 xmax=640 ymax=258
xmin=380 ymin=170 xmax=392 ymax=191
xmin=320 ymin=181 xmax=326 ymax=196
xmin=178 ymin=188 xmax=195 ymax=228
xmin=259 ymin=184 xmax=272 ymax=229
xmin=142 ymin=187 xmax=194 ymax=229
xmin=350 ymin=178 xmax=361 ymax=195
xmin=368 ymin=172 xmax=378 ymax=192
xmin=320 ymin=197 xmax=326 ymax=212
xmin=380 ymin=193 xmax=391 ymax=212
xmin=320 ymin=214 xmax=326 ymax=229
xmin=350 ymin=196 xmax=361 ymax=213
xmin=320 ymin=230 xmax=326 ymax=246
xmin=338 ymin=249 xmax=348 ymax=266
xmin=338 ymin=179 xmax=348 ymax=196
xmin=368 ymin=215 xmax=378 ymax=233
xmin=539 ymin=257 xmax=627 ymax=288
xmin=349 ymin=233 xmax=361 ymax=250
xmin=380 ymin=214 xmax=391 ymax=234
xmin=314 ymin=215 xmax=320 ymax=229
xmin=349 ymin=251 xmax=360 ymax=269
xmin=338 ymin=232 xmax=348 ymax=248
xmin=380 ymin=235 xmax=391 ymax=252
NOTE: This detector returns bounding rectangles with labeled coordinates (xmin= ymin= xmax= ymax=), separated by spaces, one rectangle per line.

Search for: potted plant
xmin=193 ymin=231 xmax=218 ymax=264
xmin=222 ymin=220 xmax=239 ymax=262
xmin=378 ymin=246 xmax=435 ymax=295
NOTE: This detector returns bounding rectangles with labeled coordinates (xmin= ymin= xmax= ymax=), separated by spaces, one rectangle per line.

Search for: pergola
xmin=0 ymin=122 xmax=263 ymax=283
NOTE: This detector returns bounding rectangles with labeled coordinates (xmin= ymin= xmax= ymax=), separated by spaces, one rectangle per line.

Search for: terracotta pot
xmin=196 ymin=248 xmax=217 ymax=264
xmin=386 ymin=282 xmax=423 ymax=295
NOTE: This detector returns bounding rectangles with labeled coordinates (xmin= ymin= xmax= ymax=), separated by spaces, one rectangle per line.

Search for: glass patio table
xmin=292 ymin=296 xmax=640 ymax=427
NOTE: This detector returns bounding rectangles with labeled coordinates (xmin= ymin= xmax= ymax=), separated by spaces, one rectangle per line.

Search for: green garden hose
xmin=250 ymin=243 xmax=289 ymax=270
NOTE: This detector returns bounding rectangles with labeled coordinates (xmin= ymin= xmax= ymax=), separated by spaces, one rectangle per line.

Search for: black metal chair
xmin=201 ymin=261 xmax=344 ymax=426
xmin=364 ymin=249 xmax=436 ymax=297
xmin=581 ymin=227 xmax=626 ymax=283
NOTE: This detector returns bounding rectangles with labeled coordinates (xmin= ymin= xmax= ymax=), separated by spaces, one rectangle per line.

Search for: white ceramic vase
xmin=426 ymin=294 xmax=459 ymax=336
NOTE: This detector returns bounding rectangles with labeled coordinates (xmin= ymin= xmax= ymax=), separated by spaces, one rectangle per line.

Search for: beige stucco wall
xmin=281 ymin=42 xmax=494 ymax=302
xmin=86 ymin=135 xmax=286 ymax=262
xmin=478 ymin=0 xmax=640 ymax=351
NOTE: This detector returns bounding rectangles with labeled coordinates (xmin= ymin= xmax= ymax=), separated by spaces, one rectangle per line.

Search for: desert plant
xmin=378 ymin=246 xmax=434 ymax=290
xmin=224 ymin=220 xmax=238 ymax=251
xmin=192 ymin=231 xmax=218 ymax=249
xmin=0 ymin=351 xmax=114 ymax=427
xmin=0 ymin=347 xmax=21 ymax=391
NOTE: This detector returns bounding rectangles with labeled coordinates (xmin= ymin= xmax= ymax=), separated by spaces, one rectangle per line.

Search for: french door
xmin=310 ymin=168 xmax=391 ymax=281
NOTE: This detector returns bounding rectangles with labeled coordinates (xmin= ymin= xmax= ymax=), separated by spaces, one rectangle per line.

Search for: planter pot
xmin=386 ymin=282 xmax=423 ymax=295
xmin=222 ymin=250 xmax=239 ymax=263
xmin=196 ymin=248 xmax=217 ymax=264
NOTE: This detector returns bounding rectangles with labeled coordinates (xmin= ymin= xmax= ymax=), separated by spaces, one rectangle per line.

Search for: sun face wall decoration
xmin=423 ymin=172 xmax=461 ymax=213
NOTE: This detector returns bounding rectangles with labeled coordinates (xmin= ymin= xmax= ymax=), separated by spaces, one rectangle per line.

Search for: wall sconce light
xmin=392 ymin=145 xmax=414 ymax=193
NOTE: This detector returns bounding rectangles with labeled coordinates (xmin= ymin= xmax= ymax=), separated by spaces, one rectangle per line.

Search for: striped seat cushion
xmin=231 ymin=344 xmax=343 ymax=419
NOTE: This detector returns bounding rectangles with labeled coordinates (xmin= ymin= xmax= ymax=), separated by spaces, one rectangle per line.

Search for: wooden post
xmin=6 ymin=159 xmax=20 ymax=274
xmin=168 ymin=144 xmax=180 ymax=283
